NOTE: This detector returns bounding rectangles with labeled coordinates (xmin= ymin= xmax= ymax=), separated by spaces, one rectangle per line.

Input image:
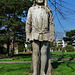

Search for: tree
xmin=63 ymin=30 xmax=75 ymax=45
xmin=63 ymin=45 xmax=74 ymax=52
xmin=0 ymin=0 xmax=32 ymax=56
xmin=18 ymin=44 xmax=25 ymax=52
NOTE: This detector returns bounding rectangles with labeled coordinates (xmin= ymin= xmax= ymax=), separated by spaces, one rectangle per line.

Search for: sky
xmin=48 ymin=0 xmax=75 ymax=38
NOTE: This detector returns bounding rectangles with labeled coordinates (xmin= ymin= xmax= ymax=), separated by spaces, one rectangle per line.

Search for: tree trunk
xmin=7 ymin=28 xmax=10 ymax=56
xmin=11 ymin=31 xmax=15 ymax=57
xmin=7 ymin=40 xmax=10 ymax=56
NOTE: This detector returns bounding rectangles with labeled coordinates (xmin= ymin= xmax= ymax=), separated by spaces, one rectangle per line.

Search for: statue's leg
xmin=47 ymin=43 xmax=52 ymax=75
xmin=46 ymin=59 xmax=52 ymax=75
xmin=32 ymin=41 xmax=40 ymax=75
xmin=41 ymin=42 xmax=48 ymax=75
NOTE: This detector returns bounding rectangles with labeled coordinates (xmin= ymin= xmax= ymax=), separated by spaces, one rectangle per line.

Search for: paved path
xmin=52 ymin=61 xmax=75 ymax=63
xmin=0 ymin=61 xmax=75 ymax=63
xmin=0 ymin=61 xmax=31 ymax=63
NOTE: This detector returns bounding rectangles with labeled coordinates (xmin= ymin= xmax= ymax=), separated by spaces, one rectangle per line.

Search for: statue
xmin=26 ymin=0 xmax=54 ymax=75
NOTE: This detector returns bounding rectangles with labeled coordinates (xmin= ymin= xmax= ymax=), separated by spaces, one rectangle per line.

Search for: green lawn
xmin=51 ymin=51 xmax=75 ymax=55
xmin=0 ymin=62 xmax=75 ymax=75
xmin=0 ymin=52 xmax=75 ymax=61
xmin=52 ymin=62 xmax=75 ymax=75
xmin=0 ymin=54 xmax=31 ymax=61
xmin=0 ymin=63 xmax=31 ymax=75
xmin=51 ymin=52 xmax=75 ymax=59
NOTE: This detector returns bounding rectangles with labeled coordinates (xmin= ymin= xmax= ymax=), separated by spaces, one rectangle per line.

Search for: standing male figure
xmin=26 ymin=0 xmax=54 ymax=75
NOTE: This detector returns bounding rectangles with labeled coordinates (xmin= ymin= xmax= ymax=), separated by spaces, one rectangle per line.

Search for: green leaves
xmin=0 ymin=0 xmax=32 ymax=55
xmin=0 ymin=0 xmax=32 ymax=45
xmin=63 ymin=30 xmax=75 ymax=45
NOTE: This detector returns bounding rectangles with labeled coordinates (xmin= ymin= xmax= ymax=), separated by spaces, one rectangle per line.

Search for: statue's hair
xmin=33 ymin=0 xmax=47 ymax=7
xmin=33 ymin=0 xmax=52 ymax=13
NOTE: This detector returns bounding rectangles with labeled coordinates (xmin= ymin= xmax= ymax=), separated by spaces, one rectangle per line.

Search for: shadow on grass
xmin=52 ymin=62 xmax=75 ymax=72
xmin=52 ymin=63 xmax=61 ymax=69
xmin=52 ymin=53 xmax=75 ymax=61
xmin=69 ymin=55 xmax=75 ymax=61
xmin=15 ymin=54 xmax=32 ymax=56
xmin=14 ymin=54 xmax=32 ymax=58
xmin=67 ymin=63 xmax=75 ymax=72
xmin=3 ymin=54 xmax=32 ymax=59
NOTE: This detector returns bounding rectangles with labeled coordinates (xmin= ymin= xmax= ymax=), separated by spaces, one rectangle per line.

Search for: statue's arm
xmin=49 ymin=9 xmax=55 ymax=42
xmin=26 ymin=8 xmax=32 ymax=42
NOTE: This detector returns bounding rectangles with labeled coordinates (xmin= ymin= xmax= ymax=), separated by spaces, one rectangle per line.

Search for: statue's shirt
xmin=31 ymin=6 xmax=49 ymax=33
xmin=26 ymin=5 xmax=54 ymax=42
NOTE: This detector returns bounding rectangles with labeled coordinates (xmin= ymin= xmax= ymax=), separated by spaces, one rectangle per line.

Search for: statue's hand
xmin=49 ymin=35 xmax=54 ymax=42
xmin=26 ymin=38 xmax=30 ymax=43
xmin=26 ymin=33 xmax=31 ymax=43
xmin=50 ymin=38 xmax=54 ymax=42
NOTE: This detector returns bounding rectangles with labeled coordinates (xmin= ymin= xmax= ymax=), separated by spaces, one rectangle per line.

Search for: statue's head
xmin=33 ymin=0 xmax=47 ymax=6
xmin=35 ymin=0 xmax=45 ymax=4
xmin=34 ymin=0 xmax=47 ymax=6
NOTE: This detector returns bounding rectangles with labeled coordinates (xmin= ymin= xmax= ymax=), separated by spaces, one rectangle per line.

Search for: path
xmin=0 ymin=61 xmax=31 ymax=63
xmin=0 ymin=61 xmax=75 ymax=63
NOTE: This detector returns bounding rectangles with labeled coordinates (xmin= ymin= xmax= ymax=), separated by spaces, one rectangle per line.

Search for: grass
xmin=52 ymin=62 xmax=75 ymax=75
xmin=0 ymin=63 xmax=31 ymax=75
xmin=51 ymin=51 xmax=75 ymax=58
xmin=0 ymin=56 xmax=31 ymax=61
xmin=0 ymin=51 xmax=75 ymax=61
xmin=0 ymin=52 xmax=75 ymax=75
xmin=0 ymin=54 xmax=31 ymax=61
xmin=51 ymin=51 xmax=75 ymax=55
xmin=0 ymin=62 xmax=75 ymax=75
xmin=51 ymin=51 xmax=75 ymax=61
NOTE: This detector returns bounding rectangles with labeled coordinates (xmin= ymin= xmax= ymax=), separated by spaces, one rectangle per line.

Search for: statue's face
xmin=35 ymin=0 xmax=45 ymax=4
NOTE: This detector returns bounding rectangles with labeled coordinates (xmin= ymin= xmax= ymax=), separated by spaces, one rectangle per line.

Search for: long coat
xmin=26 ymin=5 xmax=54 ymax=42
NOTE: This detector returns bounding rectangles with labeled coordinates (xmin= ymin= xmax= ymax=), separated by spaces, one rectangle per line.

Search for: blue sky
xmin=48 ymin=0 xmax=75 ymax=38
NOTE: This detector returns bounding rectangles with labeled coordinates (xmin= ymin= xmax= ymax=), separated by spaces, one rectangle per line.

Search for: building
xmin=56 ymin=39 xmax=67 ymax=48
xmin=72 ymin=40 xmax=75 ymax=49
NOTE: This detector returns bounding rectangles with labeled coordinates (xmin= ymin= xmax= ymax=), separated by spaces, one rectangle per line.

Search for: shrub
xmin=0 ymin=46 xmax=7 ymax=54
xmin=18 ymin=44 xmax=25 ymax=52
xmin=63 ymin=45 xmax=74 ymax=52
xmin=3 ymin=47 xmax=7 ymax=54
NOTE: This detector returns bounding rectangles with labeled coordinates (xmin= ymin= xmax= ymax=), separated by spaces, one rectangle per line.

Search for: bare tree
xmin=48 ymin=0 xmax=75 ymax=33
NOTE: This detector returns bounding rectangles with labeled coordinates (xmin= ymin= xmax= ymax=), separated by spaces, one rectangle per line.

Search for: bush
xmin=0 ymin=46 xmax=7 ymax=54
xmin=63 ymin=45 xmax=74 ymax=52
xmin=18 ymin=44 xmax=25 ymax=52
xmin=3 ymin=47 xmax=7 ymax=54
